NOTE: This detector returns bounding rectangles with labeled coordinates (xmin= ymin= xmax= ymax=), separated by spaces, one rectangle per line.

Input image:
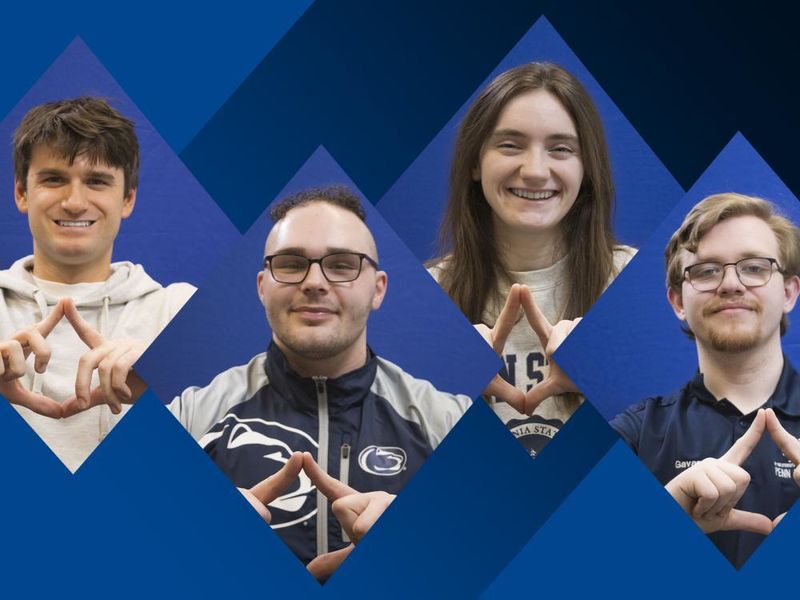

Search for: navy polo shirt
xmin=611 ymin=358 xmax=800 ymax=568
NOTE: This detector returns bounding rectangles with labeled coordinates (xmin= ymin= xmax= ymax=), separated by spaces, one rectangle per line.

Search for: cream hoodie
xmin=0 ymin=256 xmax=195 ymax=472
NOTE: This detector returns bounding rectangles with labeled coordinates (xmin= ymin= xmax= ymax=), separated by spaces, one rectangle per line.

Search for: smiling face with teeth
xmin=14 ymin=144 xmax=136 ymax=283
xmin=474 ymin=89 xmax=584 ymax=258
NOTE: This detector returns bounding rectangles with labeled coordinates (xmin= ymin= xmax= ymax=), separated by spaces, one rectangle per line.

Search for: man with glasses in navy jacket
xmin=169 ymin=186 xmax=470 ymax=577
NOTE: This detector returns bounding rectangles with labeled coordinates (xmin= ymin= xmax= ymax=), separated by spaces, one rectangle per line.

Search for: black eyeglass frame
xmin=263 ymin=252 xmax=380 ymax=283
xmin=682 ymin=256 xmax=783 ymax=291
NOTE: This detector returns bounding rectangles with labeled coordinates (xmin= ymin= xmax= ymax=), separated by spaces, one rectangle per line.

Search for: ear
xmin=667 ymin=286 xmax=686 ymax=321
xmin=783 ymin=275 xmax=800 ymax=313
xmin=471 ymin=164 xmax=481 ymax=182
xmin=371 ymin=271 xmax=388 ymax=310
xmin=257 ymin=270 xmax=266 ymax=306
xmin=14 ymin=179 xmax=28 ymax=213
xmin=121 ymin=187 xmax=137 ymax=219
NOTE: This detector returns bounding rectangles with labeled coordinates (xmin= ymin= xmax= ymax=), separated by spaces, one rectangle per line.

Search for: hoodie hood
xmin=0 ymin=255 xmax=162 ymax=308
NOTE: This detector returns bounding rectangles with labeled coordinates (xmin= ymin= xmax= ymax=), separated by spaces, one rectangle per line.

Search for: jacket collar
xmin=264 ymin=341 xmax=378 ymax=409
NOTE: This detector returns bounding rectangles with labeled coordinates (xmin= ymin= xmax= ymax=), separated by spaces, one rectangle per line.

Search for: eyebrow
xmin=33 ymin=168 xmax=117 ymax=183
xmin=85 ymin=171 xmax=117 ymax=183
xmin=490 ymin=129 xmax=580 ymax=143
xmin=270 ymin=246 xmax=365 ymax=256
xmin=34 ymin=168 xmax=67 ymax=180
xmin=693 ymin=251 xmax=774 ymax=263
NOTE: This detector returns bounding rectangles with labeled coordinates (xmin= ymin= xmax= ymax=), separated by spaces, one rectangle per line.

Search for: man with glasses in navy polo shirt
xmin=612 ymin=193 xmax=800 ymax=567
xmin=169 ymin=186 xmax=470 ymax=579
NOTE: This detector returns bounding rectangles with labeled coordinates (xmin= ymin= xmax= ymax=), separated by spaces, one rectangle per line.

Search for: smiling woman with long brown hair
xmin=429 ymin=62 xmax=634 ymax=457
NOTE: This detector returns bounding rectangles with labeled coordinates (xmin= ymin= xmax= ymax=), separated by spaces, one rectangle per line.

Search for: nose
xmin=519 ymin=148 xmax=549 ymax=181
xmin=717 ymin=264 xmax=745 ymax=294
xmin=300 ymin=261 xmax=329 ymax=292
xmin=61 ymin=182 xmax=89 ymax=214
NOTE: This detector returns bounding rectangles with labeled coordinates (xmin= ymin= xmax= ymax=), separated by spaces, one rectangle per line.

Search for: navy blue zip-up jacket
xmin=169 ymin=343 xmax=471 ymax=564
xmin=611 ymin=358 xmax=800 ymax=568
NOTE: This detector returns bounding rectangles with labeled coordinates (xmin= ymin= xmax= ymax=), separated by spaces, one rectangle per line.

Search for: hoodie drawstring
xmin=98 ymin=295 xmax=112 ymax=439
xmin=30 ymin=290 xmax=49 ymax=395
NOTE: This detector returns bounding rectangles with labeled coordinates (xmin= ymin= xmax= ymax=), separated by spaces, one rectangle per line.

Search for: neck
xmin=31 ymin=249 xmax=112 ymax=284
xmin=494 ymin=221 xmax=564 ymax=271
xmin=276 ymin=339 xmax=369 ymax=380
xmin=697 ymin=336 xmax=784 ymax=414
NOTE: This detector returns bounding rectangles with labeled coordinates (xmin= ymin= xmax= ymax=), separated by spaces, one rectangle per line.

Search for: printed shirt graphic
xmin=195 ymin=345 xmax=467 ymax=564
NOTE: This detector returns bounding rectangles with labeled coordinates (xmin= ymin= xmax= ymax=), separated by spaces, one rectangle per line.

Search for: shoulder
xmin=168 ymin=353 xmax=268 ymax=439
xmin=159 ymin=282 xmax=197 ymax=317
xmin=372 ymin=355 xmax=471 ymax=448
xmin=612 ymin=245 xmax=637 ymax=272
xmin=426 ymin=256 xmax=451 ymax=283
xmin=609 ymin=388 xmax=683 ymax=452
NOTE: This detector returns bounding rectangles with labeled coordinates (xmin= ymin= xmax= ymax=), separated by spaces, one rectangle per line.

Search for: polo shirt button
xmin=738 ymin=419 xmax=748 ymax=427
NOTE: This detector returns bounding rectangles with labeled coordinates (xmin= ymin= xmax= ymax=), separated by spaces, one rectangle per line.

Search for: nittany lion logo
xmin=200 ymin=415 xmax=317 ymax=528
xmin=357 ymin=445 xmax=407 ymax=476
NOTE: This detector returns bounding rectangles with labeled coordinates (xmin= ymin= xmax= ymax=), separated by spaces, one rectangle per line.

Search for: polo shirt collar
xmin=689 ymin=356 xmax=800 ymax=417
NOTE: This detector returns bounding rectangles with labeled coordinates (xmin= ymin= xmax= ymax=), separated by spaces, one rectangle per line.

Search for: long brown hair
xmin=432 ymin=62 xmax=619 ymax=324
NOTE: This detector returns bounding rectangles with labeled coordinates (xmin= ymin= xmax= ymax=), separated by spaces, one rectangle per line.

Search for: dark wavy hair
xmin=14 ymin=96 xmax=139 ymax=196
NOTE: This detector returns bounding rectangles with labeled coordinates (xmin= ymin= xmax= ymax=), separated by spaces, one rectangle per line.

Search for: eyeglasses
xmin=263 ymin=252 xmax=379 ymax=283
xmin=683 ymin=257 xmax=782 ymax=292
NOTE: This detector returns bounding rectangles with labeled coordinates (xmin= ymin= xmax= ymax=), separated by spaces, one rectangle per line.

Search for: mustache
xmin=702 ymin=299 xmax=762 ymax=317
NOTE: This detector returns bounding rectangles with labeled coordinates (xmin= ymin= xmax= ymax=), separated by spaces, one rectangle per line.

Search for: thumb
xmin=720 ymin=508 xmax=773 ymax=535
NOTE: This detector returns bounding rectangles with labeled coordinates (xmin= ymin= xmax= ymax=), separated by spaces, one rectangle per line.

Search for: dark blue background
xmin=0 ymin=1 xmax=799 ymax=597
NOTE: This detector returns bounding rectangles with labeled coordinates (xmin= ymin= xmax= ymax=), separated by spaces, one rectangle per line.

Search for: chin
xmin=706 ymin=327 xmax=761 ymax=353
xmin=283 ymin=334 xmax=349 ymax=361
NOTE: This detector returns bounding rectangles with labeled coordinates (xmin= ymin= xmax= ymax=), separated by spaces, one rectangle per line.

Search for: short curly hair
xmin=270 ymin=185 xmax=366 ymax=222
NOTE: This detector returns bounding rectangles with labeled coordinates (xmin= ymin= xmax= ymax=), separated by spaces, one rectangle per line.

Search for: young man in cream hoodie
xmin=0 ymin=97 xmax=194 ymax=472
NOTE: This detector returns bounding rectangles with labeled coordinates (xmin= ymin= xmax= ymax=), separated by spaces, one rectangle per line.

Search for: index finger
xmin=722 ymin=409 xmax=766 ymax=465
xmin=35 ymin=299 xmax=67 ymax=338
xmin=765 ymin=408 xmax=800 ymax=464
xmin=518 ymin=285 xmax=553 ymax=347
xmin=62 ymin=298 xmax=104 ymax=348
xmin=490 ymin=284 xmax=522 ymax=354
xmin=249 ymin=451 xmax=303 ymax=504
xmin=303 ymin=451 xmax=358 ymax=501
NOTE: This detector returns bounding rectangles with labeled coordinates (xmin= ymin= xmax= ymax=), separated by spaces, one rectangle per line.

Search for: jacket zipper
xmin=313 ymin=376 xmax=329 ymax=556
